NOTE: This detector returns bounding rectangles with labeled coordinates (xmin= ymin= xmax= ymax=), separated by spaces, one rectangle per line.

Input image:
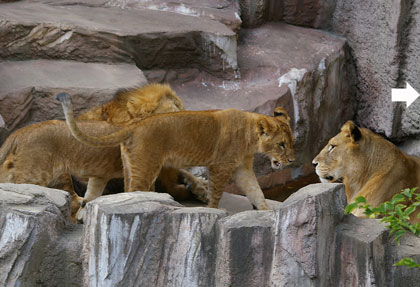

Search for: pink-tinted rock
xmin=0 ymin=1 xmax=238 ymax=79
xmin=0 ymin=60 xmax=146 ymax=132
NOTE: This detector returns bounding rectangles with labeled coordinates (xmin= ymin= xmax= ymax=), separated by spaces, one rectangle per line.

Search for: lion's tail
xmin=56 ymin=93 xmax=132 ymax=147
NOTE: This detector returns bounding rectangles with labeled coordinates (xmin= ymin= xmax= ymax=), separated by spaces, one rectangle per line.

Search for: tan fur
xmin=313 ymin=121 xmax=420 ymax=223
xmin=78 ymin=83 xmax=184 ymax=125
xmin=0 ymin=84 xmax=205 ymax=222
xmin=59 ymin=95 xmax=295 ymax=210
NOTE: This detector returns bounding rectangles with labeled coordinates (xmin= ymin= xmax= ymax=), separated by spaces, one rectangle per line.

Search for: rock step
xmin=166 ymin=22 xmax=355 ymax=188
xmin=0 ymin=1 xmax=238 ymax=79
xmin=0 ymin=60 xmax=146 ymax=132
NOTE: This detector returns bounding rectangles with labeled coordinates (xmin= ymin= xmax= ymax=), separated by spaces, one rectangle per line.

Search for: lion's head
xmin=258 ymin=107 xmax=295 ymax=169
xmin=312 ymin=121 xmax=363 ymax=183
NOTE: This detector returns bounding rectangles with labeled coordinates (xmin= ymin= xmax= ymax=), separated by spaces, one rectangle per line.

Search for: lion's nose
xmin=312 ymin=161 xmax=318 ymax=167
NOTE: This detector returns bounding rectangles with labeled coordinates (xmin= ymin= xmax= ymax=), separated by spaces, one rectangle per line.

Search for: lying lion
xmin=0 ymin=84 xmax=207 ymax=221
xmin=313 ymin=121 xmax=420 ymax=222
xmin=58 ymin=92 xmax=295 ymax=210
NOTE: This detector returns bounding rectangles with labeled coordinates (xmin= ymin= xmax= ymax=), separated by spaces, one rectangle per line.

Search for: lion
xmin=312 ymin=121 xmax=420 ymax=222
xmin=0 ymin=84 xmax=208 ymax=222
xmin=58 ymin=92 xmax=295 ymax=210
xmin=77 ymin=83 xmax=184 ymax=124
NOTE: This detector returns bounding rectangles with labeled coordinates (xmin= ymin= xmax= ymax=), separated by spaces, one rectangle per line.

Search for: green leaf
xmin=402 ymin=188 xmax=413 ymax=199
xmin=384 ymin=202 xmax=394 ymax=211
xmin=394 ymin=257 xmax=420 ymax=268
xmin=391 ymin=194 xmax=405 ymax=204
xmin=345 ymin=202 xmax=359 ymax=215
xmin=355 ymin=196 xmax=367 ymax=204
xmin=404 ymin=206 xmax=416 ymax=217
xmin=394 ymin=229 xmax=407 ymax=244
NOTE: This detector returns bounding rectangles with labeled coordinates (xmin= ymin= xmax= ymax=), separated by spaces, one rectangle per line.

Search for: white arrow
xmin=392 ymin=82 xmax=419 ymax=107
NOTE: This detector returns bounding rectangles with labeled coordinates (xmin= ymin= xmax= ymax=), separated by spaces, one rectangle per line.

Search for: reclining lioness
xmin=58 ymin=93 xmax=295 ymax=209
xmin=313 ymin=121 xmax=420 ymax=222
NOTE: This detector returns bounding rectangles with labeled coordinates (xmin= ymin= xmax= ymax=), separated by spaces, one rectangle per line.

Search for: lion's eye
xmin=328 ymin=144 xmax=336 ymax=152
xmin=279 ymin=142 xmax=286 ymax=149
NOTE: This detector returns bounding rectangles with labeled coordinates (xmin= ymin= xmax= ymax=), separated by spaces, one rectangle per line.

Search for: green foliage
xmin=345 ymin=187 xmax=420 ymax=269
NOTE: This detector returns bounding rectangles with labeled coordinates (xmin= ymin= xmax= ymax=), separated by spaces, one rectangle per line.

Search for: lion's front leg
xmin=233 ymin=160 xmax=269 ymax=210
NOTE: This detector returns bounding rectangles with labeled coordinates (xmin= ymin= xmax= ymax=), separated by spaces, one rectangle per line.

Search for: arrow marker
xmin=392 ymin=82 xmax=419 ymax=107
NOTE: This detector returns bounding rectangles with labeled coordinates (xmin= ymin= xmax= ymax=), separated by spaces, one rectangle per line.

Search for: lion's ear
xmin=258 ymin=118 xmax=270 ymax=137
xmin=342 ymin=121 xmax=362 ymax=143
xmin=273 ymin=107 xmax=290 ymax=123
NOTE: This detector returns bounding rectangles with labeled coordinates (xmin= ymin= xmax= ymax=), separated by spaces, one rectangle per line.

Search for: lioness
xmin=312 ymin=121 xmax=420 ymax=222
xmin=58 ymin=92 xmax=295 ymax=210
xmin=0 ymin=84 xmax=207 ymax=221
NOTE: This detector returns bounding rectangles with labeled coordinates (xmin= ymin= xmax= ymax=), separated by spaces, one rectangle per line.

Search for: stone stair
xmin=0 ymin=1 xmax=238 ymax=78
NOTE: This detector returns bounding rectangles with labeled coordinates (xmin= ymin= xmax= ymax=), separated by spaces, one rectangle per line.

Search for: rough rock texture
xmin=101 ymin=0 xmax=242 ymax=32
xmin=331 ymin=216 xmax=420 ymax=286
xmin=239 ymin=0 xmax=336 ymax=28
xmin=0 ymin=183 xmax=82 ymax=287
xmin=400 ymin=1 xmax=420 ymax=138
xmin=331 ymin=0 xmax=419 ymax=139
xmin=2 ymin=183 xmax=420 ymax=286
xmin=282 ymin=0 xmax=336 ymax=28
xmin=270 ymin=183 xmax=347 ymax=286
xmin=216 ymin=210 xmax=275 ymax=287
xmin=0 ymin=60 xmax=146 ymax=132
xmin=82 ymin=192 xmax=226 ymax=287
xmin=169 ymin=23 xmax=355 ymax=189
xmin=0 ymin=1 xmax=238 ymax=79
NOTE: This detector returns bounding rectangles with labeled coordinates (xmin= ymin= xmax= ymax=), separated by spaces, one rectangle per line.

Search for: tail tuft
xmin=56 ymin=93 xmax=72 ymax=107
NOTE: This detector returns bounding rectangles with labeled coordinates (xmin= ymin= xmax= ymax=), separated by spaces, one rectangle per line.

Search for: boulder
xmin=0 ymin=60 xmax=146 ymax=130
xmin=270 ymin=183 xmax=347 ymax=285
xmin=216 ymin=210 xmax=275 ymax=287
xmin=400 ymin=1 xmax=420 ymax=137
xmin=170 ymin=22 xmax=355 ymax=190
xmin=0 ymin=1 xmax=238 ymax=79
xmin=282 ymin=0 xmax=336 ymax=28
xmin=331 ymin=0 xmax=418 ymax=139
xmin=239 ymin=0 xmax=336 ymax=28
xmin=331 ymin=216 xmax=420 ymax=286
xmin=82 ymin=192 xmax=226 ymax=286
xmin=0 ymin=183 xmax=83 ymax=287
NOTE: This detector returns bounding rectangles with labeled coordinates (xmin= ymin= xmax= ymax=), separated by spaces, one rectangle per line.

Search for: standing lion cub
xmin=58 ymin=92 xmax=295 ymax=210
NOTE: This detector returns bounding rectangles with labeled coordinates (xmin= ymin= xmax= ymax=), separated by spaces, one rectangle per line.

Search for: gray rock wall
xmin=2 ymin=183 xmax=419 ymax=286
xmin=331 ymin=0 xmax=420 ymax=141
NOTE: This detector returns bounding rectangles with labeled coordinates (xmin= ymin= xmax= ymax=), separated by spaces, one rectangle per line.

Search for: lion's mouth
xmin=271 ymin=160 xmax=282 ymax=169
xmin=322 ymin=176 xmax=343 ymax=183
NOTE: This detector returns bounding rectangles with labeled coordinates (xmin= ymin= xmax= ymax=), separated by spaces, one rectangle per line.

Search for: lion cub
xmin=58 ymin=93 xmax=295 ymax=209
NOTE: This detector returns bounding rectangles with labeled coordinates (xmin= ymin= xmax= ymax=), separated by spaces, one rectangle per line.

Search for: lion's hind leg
xmin=208 ymin=164 xmax=236 ymax=209
xmin=178 ymin=169 xmax=208 ymax=203
xmin=122 ymin=150 xmax=163 ymax=193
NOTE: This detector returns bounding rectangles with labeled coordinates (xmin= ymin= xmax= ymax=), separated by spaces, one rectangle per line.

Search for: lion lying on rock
xmin=58 ymin=92 xmax=296 ymax=210
xmin=0 ymin=84 xmax=207 ymax=221
xmin=313 ymin=121 xmax=420 ymax=222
